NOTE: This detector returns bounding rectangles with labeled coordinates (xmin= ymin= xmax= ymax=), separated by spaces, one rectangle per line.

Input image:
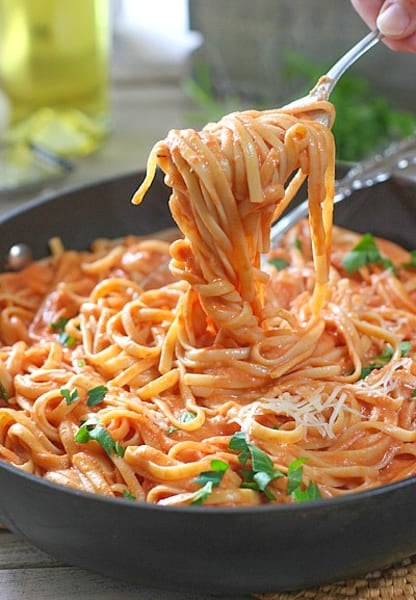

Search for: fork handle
xmin=269 ymin=133 xmax=416 ymax=248
xmin=323 ymin=30 xmax=382 ymax=98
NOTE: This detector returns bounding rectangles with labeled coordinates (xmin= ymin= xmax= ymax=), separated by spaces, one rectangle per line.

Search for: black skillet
xmin=0 ymin=170 xmax=415 ymax=594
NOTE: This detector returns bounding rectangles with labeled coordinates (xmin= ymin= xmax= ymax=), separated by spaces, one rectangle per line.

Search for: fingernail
xmin=376 ymin=3 xmax=411 ymax=36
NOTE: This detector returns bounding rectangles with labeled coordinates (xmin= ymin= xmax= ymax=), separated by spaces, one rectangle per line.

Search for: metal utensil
xmin=268 ymin=133 xmax=416 ymax=251
xmin=283 ymin=29 xmax=382 ymax=125
xmin=5 ymin=242 xmax=32 ymax=271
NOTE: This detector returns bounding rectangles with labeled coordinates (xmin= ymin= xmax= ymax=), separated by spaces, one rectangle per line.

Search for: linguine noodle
xmin=1 ymin=101 xmax=416 ymax=506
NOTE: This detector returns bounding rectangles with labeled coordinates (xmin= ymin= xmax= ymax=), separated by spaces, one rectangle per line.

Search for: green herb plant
xmin=282 ymin=53 xmax=416 ymax=162
xmin=184 ymin=57 xmax=416 ymax=163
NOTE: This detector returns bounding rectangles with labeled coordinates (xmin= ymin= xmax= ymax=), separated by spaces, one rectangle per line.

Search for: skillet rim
xmin=0 ymin=168 xmax=141 ymax=223
xmin=1 ymin=449 xmax=415 ymax=515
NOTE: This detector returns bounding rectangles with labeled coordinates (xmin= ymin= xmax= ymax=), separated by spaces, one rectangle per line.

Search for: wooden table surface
xmin=0 ymin=528 xmax=253 ymax=600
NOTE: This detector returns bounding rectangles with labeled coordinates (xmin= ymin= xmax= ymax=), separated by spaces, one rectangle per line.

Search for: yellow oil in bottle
xmin=0 ymin=0 xmax=110 ymax=156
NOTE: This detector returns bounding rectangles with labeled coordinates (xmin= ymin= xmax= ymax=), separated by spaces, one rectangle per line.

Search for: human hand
xmin=351 ymin=0 xmax=416 ymax=51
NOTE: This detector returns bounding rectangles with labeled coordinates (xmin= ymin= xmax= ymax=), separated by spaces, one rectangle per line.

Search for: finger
xmin=376 ymin=0 xmax=416 ymax=50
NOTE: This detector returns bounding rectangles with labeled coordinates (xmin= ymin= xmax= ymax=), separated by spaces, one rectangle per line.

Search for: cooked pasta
xmin=1 ymin=100 xmax=416 ymax=506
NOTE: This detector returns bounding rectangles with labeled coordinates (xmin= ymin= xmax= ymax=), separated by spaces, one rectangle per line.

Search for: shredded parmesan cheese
xmin=234 ymin=385 xmax=359 ymax=439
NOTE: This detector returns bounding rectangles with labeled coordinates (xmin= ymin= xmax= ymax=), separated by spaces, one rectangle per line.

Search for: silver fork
xmin=268 ymin=133 xmax=416 ymax=250
xmin=282 ymin=29 xmax=382 ymax=125
xmin=266 ymin=28 xmax=386 ymax=253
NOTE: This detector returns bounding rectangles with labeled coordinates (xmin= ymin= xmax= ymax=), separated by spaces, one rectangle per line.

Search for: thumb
xmin=376 ymin=1 xmax=415 ymax=37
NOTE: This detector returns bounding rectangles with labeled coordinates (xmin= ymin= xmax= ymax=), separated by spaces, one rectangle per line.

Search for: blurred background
xmin=0 ymin=0 xmax=414 ymax=208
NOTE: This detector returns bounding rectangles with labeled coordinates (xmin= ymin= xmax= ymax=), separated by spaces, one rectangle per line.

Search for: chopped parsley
xmin=229 ymin=432 xmax=284 ymax=500
xmin=399 ymin=341 xmax=412 ymax=356
xmin=268 ymin=257 xmax=288 ymax=271
xmin=286 ymin=458 xmax=322 ymax=502
xmin=360 ymin=341 xmax=412 ymax=379
xmin=195 ymin=459 xmax=229 ymax=488
xmin=86 ymin=385 xmax=108 ymax=406
xmin=228 ymin=433 xmax=321 ymax=503
xmin=60 ymin=387 xmax=79 ymax=406
xmin=179 ymin=410 xmax=197 ymax=423
xmin=59 ymin=332 xmax=76 ymax=348
xmin=191 ymin=459 xmax=229 ymax=505
xmin=75 ymin=417 xmax=124 ymax=457
xmin=50 ymin=317 xmax=76 ymax=347
xmin=287 ymin=457 xmax=308 ymax=494
xmin=122 ymin=490 xmax=136 ymax=501
xmin=294 ymin=236 xmax=302 ymax=252
xmin=402 ymin=250 xmax=416 ymax=269
xmin=191 ymin=481 xmax=214 ymax=505
xmin=50 ymin=317 xmax=69 ymax=333
xmin=360 ymin=366 xmax=375 ymax=379
xmin=342 ymin=233 xmax=395 ymax=274
xmin=167 ymin=410 xmax=197 ymax=435
xmin=292 ymin=481 xmax=322 ymax=502
xmin=0 ymin=383 xmax=9 ymax=403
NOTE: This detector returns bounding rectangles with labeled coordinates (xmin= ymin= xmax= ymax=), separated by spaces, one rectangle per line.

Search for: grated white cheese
xmin=235 ymin=385 xmax=359 ymax=439
xmin=356 ymin=357 xmax=412 ymax=396
xmin=232 ymin=358 xmax=414 ymax=442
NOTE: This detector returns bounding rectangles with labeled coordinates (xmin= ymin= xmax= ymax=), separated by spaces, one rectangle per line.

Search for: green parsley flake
xmin=229 ymin=433 xmax=321 ymax=503
xmin=191 ymin=460 xmax=229 ymax=505
xmin=191 ymin=481 xmax=213 ymax=505
xmin=402 ymin=250 xmax=416 ymax=269
xmin=294 ymin=236 xmax=302 ymax=252
xmin=75 ymin=417 xmax=124 ymax=457
xmin=286 ymin=458 xmax=321 ymax=502
xmin=342 ymin=233 xmax=395 ymax=274
xmin=195 ymin=459 xmax=229 ymax=487
xmin=50 ymin=317 xmax=77 ymax=347
xmin=87 ymin=385 xmax=108 ymax=406
xmin=50 ymin=317 xmax=69 ymax=333
xmin=58 ymin=332 xmax=76 ymax=348
xmin=60 ymin=387 xmax=79 ymax=406
xmin=167 ymin=410 xmax=197 ymax=435
xmin=292 ymin=481 xmax=322 ymax=502
xmin=179 ymin=410 xmax=197 ymax=423
xmin=360 ymin=341 xmax=412 ymax=379
xmin=400 ymin=341 xmax=412 ymax=356
xmin=122 ymin=490 xmax=136 ymax=501
xmin=287 ymin=457 xmax=308 ymax=495
xmin=229 ymin=432 xmax=284 ymax=500
xmin=359 ymin=366 xmax=373 ymax=380
xmin=0 ymin=383 xmax=9 ymax=403
xmin=268 ymin=257 xmax=288 ymax=271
